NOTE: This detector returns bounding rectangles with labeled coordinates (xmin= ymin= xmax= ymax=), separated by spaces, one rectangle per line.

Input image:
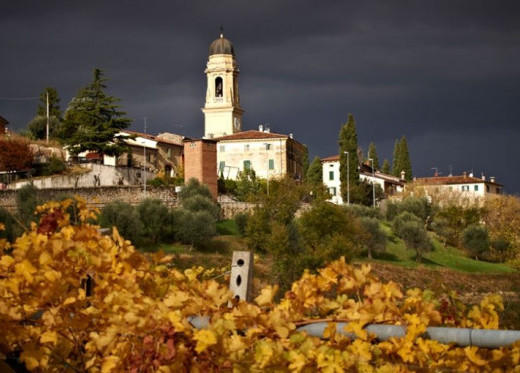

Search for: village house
xmin=321 ymin=155 xmax=404 ymax=205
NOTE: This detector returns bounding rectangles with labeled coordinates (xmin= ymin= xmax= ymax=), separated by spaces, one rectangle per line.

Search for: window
xmin=244 ymin=160 xmax=251 ymax=170
xmin=329 ymin=187 xmax=336 ymax=196
xmin=167 ymin=148 xmax=172 ymax=158
xmin=215 ymin=77 xmax=223 ymax=97
xmin=265 ymin=143 xmax=271 ymax=150
xmin=329 ymin=171 xmax=334 ymax=181
xmin=474 ymin=185 xmax=479 ymax=191
xmin=244 ymin=144 xmax=250 ymax=151
xmin=219 ymin=145 xmax=225 ymax=152
xmin=269 ymin=159 xmax=274 ymax=170
xmin=219 ymin=161 xmax=225 ymax=173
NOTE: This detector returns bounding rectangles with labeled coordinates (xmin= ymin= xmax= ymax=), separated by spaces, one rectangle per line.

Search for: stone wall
xmin=0 ymin=186 xmax=177 ymax=212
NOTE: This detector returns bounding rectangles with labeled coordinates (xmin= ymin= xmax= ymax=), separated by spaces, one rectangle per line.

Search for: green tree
xmin=398 ymin=135 xmax=412 ymax=181
xmin=359 ymin=217 xmax=386 ymax=259
xmin=367 ymin=141 xmax=380 ymax=170
xmin=392 ymin=138 xmax=401 ymax=177
xmin=381 ymin=158 xmax=390 ymax=174
xmin=306 ymin=156 xmax=322 ymax=187
xmin=179 ymin=178 xmax=214 ymax=201
xmin=301 ymin=145 xmax=309 ymax=181
xmin=393 ymin=212 xmax=432 ymax=262
xmin=137 ymin=198 xmax=169 ymax=246
xmin=99 ymin=201 xmax=143 ymax=245
xmin=16 ymin=184 xmax=39 ymax=229
xmin=235 ymin=168 xmax=262 ymax=202
xmin=338 ymin=114 xmax=360 ymax=204
xmin=62 ymin=68 xmax=131 ymax=157
xmin=462 ymin=225 xmax=490 ymax=260
xmin=27 ymin=87 xmax=62 ymax=140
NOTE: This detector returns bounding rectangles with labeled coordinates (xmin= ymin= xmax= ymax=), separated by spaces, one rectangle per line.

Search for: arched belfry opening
xmin=215 ymin=77 xmax=223 ymax=97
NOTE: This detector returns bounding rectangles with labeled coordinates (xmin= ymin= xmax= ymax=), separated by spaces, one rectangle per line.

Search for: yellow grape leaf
xmin=101 ymin=355 xmax=120 ymax=372
xmin=0 ymin=223 xmax=4 ymax=230
xmin=227 ymin=333 xmax=246 ymax=353
xmin=0 ymin=254 xmax=15 ymax=268
xmin=39 ymin=251 xmax=52 ymax=266
xmin=193 ymin=329 xmax=218 ymax=353
xmin=63 ymin=296 xmax=76 ymax=305
xmin=40 ymin=330 xmax=58 ymax=345
xmin=464 ymin=346 xmax=488 ymax=366
xmin=205 ymin=280 xmax=231 ymax=307
xmin=319 ymin=266 xmax=338 ymax=284
xmin=255 ymin=285 xmax=278 ymax=307
xmin=15 ymin=260 xmax=37 ymax=283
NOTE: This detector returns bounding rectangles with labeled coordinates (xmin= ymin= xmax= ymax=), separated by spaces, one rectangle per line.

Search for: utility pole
xmin=46 ymin=91 xmax=49 ymax=143
xmin=143 ymin=117 xmax=147 ymax=198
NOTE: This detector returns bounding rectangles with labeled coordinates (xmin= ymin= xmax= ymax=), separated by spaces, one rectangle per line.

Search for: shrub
xmin=462 ymin=224 xmax=490 ymax=260
xmin=137 ymin=198 xmax=170 ymax=246
xmin=42 ymin=155 xmax=67 ymax=175
xmin=393 ymin=212 xmax=431 ymax=262
xmin=347 ymin=204 xmax=381 ymax=219
xmin=234 ymin=212 xmax=249 ymax=236
xmin=99 ymin=201 xmax=143 ymax=245
xmin=431 ymin=217 xmax=457 ymax=246
xmin=359 ymin=217 xmax=386 ymax=258
xmin=0 ymin=208 xmax=17 ymax=242
xmin=175 ymin=210 xmax=217 ymax=249
xmin=181 ymin=194 xmax=220 ymax=220
xmin=16 ymin=184 xmax=39 ymax=228
xmin=178 ymin=178 xmax=213 ymax=201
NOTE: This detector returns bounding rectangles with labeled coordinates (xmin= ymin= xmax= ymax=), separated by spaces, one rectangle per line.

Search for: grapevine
xmin=0 ymin=197 xmax=519 ymax=372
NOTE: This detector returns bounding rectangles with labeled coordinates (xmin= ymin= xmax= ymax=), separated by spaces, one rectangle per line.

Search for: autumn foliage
xmin=0 ymin=136 xmax=33 ymax=172
xmin=0 ymin=198 xmax=519 ymax=371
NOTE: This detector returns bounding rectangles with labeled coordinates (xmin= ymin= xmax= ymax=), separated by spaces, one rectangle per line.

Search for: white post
xmin=369 ymin=158 xmax=376 ymax=208
xmin=229 ymin=251 xmax=254 ymax=302
xmin=344 ymin=151 xmax=349 ymax=205
xmin=46 ymin=91 xmax=49 ymax=143
xmin=143 ymin=117 xmax=147 ymax=198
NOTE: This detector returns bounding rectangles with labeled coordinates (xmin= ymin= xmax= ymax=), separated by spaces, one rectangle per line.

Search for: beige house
xmin=107 ymin=130 xmax=185 ymax=177
xmin=216 ymin=126 xmax=306 ymax=181
xmin=413 ymin=173 xmax=502 ymax=205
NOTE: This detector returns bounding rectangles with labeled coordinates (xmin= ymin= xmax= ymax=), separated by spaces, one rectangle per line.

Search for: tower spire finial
xmin=220 ymin=25 xmax=224 ymax=38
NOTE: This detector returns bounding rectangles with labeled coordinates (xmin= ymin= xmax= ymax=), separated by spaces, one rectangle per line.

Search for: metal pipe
xmin=187 ymin=316 xmax=520 ymax=348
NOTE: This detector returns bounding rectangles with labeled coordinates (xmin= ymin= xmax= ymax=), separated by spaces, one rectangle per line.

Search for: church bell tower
xmin=202 ymin=32 xmax=244 ymax=138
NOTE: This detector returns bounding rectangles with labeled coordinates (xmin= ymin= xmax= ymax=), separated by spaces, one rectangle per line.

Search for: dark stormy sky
xmin=1 ymin=1 xmax=520 ymax=193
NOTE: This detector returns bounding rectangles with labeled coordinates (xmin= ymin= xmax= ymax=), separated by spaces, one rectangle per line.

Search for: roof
xmin=321 ymin=155 xmax=339 ymax=162
xmin=209 ymin=34 xmax=234 ymax=56
xmin=121 ymin=130 xmax=185 ymax=146
xmin=216 ymin=130 xmax=289 ymax=141
xmin=414 ymin=175 xmax=503 ymax=186
xmin=0 ymin=116 xmax=8 ymax=125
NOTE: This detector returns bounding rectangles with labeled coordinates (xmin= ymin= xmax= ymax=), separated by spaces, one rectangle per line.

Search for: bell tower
xmin=202 ymin=32 xmax=244 ymax=138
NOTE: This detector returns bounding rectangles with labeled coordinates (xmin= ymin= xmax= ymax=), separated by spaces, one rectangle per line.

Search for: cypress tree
xmin=338 ymin=114 xmax=360 ymax=203
xmin=392 ymin=138 xmax=401 ymax=177
xmin=398 ymin=135 xmax=413 ymax=181
xmin=381 ymin=158 xmax=390 ymax=174
xmin=306 ymin=156 xmax=323 ymax=187
xmin=63 ymin=68 xmax=131 ymax=157
xmin=367 ymin=141 xmax=380 ymax=170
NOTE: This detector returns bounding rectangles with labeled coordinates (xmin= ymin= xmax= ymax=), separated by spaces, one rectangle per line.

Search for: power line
xmin=0 ymin=96 xmax=39 ymax=100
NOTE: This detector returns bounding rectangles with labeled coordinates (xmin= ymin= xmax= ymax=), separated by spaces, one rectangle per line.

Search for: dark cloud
xmin=1 ymin=0 xmax=519 ymax=192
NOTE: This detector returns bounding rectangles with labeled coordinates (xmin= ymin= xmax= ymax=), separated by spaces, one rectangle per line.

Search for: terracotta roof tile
xmin=414 ymin=176 xmax=502 ymax=186
xmin=216 ymin=130 xmax=288 ymax=141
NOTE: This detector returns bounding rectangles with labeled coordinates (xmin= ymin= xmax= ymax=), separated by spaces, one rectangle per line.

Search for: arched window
xmin=215 ymin=77 xmax=223 ymax=97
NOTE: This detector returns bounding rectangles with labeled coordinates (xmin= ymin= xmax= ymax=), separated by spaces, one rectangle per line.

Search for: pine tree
xmin=367 ymin=141 xmax=380 ymax=170
xmin=392 ymin=138 xmax=401 ymax=177
xmin=63 ymin=68 xmax=131 ymax=157
xmin=338 ymin=114 xmax=360 ymax=204
xmin=381 ymin=158 xmax=390 ymax=174
xmin=398 ymin=135 xmax=412 ymax=181
xmin=26 ymin=87 xmax=62 ymax=140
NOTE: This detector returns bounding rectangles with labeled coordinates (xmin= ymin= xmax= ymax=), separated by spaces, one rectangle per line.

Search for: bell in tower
xmin=202 ymin=31 xmax=244 ymax=138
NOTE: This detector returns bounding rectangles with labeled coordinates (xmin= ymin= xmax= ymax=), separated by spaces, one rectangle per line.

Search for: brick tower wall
xmin=183 ymin=139 xmax=218 ymax=200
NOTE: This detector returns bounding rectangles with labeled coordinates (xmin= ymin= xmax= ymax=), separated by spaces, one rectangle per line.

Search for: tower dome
xmin=209 ymin=33 xmax=234 ymax=56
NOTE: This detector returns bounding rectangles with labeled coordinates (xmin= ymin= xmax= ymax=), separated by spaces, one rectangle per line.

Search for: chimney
xmin=265 ymin=127 xmax=270 ymax=133
xmin=469 ymin=172 xmax=473 ymax=178
xmin=400 ymin=170 xmax=405 ymax=180
xmin=490 ymin=176 xmax=496 ymax=183
xmin=481 ymin=173 xmax=485 ymax=181
xmin=463 ymin=171 xmax=467 ymax=178
xmin=289 ymin=133 xmax=293 ymax=139
xmin=259 ymin=124 xmax=264 ymax=132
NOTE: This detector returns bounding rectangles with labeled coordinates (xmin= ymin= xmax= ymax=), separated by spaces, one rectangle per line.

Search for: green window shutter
xmin=269 ymin=159 xmax=274 ymax=170
xmin=329 ymin=171 xmax=334 ymax=180
xmin=244 ymin=160 xmax=251 ymax=170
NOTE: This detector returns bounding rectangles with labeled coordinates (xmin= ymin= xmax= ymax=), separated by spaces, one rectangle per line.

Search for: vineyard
xmin=1 ymin=197 xmax=519 ymax=372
